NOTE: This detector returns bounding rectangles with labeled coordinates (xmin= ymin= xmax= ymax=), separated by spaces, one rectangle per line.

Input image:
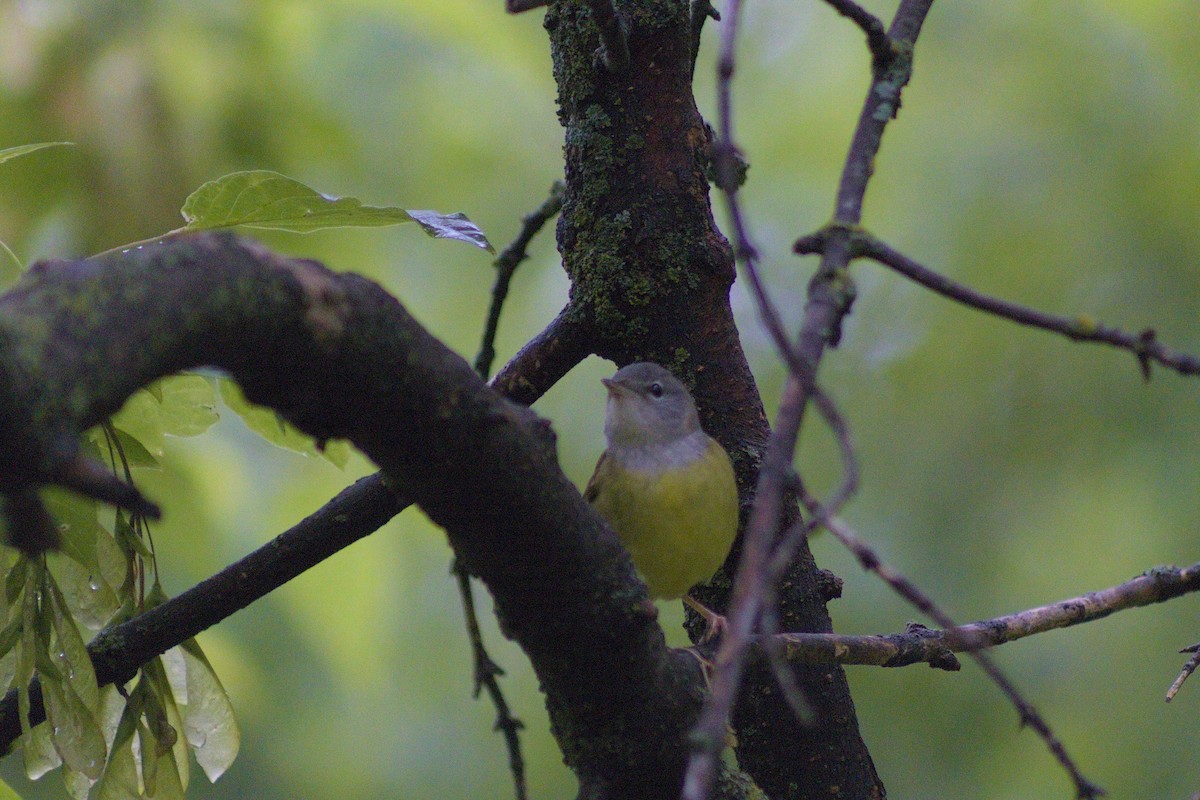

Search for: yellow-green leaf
xmin=220 ymin=379 xmax=350 ymax=467
xmin=0 ymin=142 xmax=73 ymax=166
xmin=0 ymin=775 xmax=27 ymax=800
xmin=47 ymin=576 xmax=99 ymax=708
xmin=22 ymin=720 xmax=61 ymax=781
xmin=181 ymin=169 xmax=412 ymax=232
xmin=180 ymin=639 xmax=240 ymax=781
xmin=180 ymin=170 xmax=493 ymax=250
xmin=110 ymin=375 xmax=219 ymax=458
xmin=94 ymin=722 xmax=139 ymax=800
xmin=41 ymin=673 xmax=106 ymax=780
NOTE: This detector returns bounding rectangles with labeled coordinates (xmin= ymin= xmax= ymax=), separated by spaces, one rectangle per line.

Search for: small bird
xmin=584 ymin=362 xmax=739 ymax=638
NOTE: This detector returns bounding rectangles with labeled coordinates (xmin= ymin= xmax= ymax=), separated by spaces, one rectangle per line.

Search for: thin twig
xmin=458 ymin=187 xmax=566 ymax=800
xmin=453 ymin=564 xmax=528 ymax=799
xmin=825 ymin=232 xmax=1200 ymax=380
xmin=1167 ymin=643 xmax=1200 ymax=702
xmin=819 ymin=0 xmax=891 ymax=66
xmin=684 ymin=5 xmax=934 ymax=799
xmin=753 ymin=562 xmax=1200 ymax=669
xmin=475 ymin=182 xmax=565 ymax=378
xmin=803 ymin=500 xmax=1105 ymax=799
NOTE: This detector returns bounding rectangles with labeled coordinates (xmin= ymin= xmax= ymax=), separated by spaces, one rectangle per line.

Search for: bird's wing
xmin=583 ymin=450 xmax=611 ymax=504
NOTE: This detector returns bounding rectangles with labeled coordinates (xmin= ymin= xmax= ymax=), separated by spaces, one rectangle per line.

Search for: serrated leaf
xmin=180 ymin=639 xmax=239 ymax=781
xmin=219 ymin=378 xmax=349 ymax=467
xmin=407 ymin=209 xmax=494 ymax=252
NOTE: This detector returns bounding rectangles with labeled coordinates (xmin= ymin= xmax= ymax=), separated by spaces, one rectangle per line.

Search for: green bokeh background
xmin=1 ymin=1 xmax=1198 ymax=797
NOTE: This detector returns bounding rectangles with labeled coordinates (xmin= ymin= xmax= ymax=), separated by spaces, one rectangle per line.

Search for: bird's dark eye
xmin=648 ymin=382 xmax=664 ymax=398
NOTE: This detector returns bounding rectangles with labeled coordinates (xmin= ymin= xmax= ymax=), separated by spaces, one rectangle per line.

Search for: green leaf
xmin=47 ymin=576 xmax=100 ymax=708
xmin=48 ymin=551 xmax=121 ymax=633
xmin=180 ymin=639 xmax=240 ymax=781
xmin=181 ymin=170 xmax=414 ymax=232
xmin=407 ymin=209 xmax=495 ymax=253
xmin=94 ymin=721 xmax=139 ymax=800
xmin=87 ymin=426 xmax=159 ymax=470
xmin=179 ymin=170 xmax=494 ymax=250
xmin=143 ymin=659 xmax=189 ymax=790
xmin=42 ymin=489 xmax=102 ymax=576
xmin=22 ymin=720 xmax=61 ymax=781
xmin=219 ymin=378 xmax=350 ymax=467
xmin=63 ymin=764 xmax=94 ymax=800
xmin=41 ymin=665 xmax=107 ymax=779
xmin=0 ymin=142 xmax=74 ymax=166
xmin=0 ymin=775 xmax=27 ymax=800
xmin=110 ymin=375 xmax=219 ymax=458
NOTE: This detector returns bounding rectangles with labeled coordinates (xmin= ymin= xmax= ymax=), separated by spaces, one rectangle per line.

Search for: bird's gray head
xmin=601 ymin=362 xmax=701 ymax=449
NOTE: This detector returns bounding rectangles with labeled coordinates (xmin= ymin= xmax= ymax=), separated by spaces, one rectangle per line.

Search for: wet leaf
xmin=181 ymin=639 xmax=240 ymax=781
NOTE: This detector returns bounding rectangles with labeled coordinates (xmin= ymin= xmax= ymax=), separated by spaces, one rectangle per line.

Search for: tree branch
xmin=0 ymin=233 xmax=721 ymax=798
xmin=814 ymin=231 xmax=1200 ymax=380
xmin=685 ymin=3 xmax=936 ymax=798
xmin=0 ymin=472 xmax=402 ymax=750
xmin=755 ymin=562 xmax=1200 ymax=669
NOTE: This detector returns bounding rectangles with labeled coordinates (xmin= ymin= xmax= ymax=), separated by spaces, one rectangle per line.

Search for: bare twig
xmin=803 ymin=502 xmax=1105 ymax=799
xmin=458 ymin=185 xmax=566 ymax=800
xmin=814 ymin=231 xmax=1200 ymax=380
xmin=489 ymin=306 xmax=590 ymax=406
xmin=684 ymin=4 xmax=934 ymax=799
xmin=475 ymin=181 xmax=565 ymax=378
xmin=751 ymin=562 xmax=1200 ymax=669
xmin=1167 ymin=643 xmax=1200 ymax=702
xmin=818 ymin=0 xmax=891 ymax=66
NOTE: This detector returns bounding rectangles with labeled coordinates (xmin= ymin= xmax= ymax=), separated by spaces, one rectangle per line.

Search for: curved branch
xmin=0 ymin=233 xmax=710 ymax=797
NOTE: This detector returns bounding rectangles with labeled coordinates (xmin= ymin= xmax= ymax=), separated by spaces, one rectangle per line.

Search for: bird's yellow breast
xmin=588 ymin=437 xmax=738 ymax=599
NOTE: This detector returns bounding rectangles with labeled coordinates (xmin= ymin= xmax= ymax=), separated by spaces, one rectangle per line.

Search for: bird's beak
xmin=601 ymin=377 xmax=629 ymax=398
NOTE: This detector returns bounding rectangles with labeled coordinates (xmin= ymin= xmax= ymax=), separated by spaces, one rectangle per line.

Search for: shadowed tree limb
xmin=0 ymin=233 xmax=739 ymax=799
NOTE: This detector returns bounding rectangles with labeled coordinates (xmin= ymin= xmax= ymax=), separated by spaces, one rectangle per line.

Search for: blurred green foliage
xmin=1 ymin=0 xmax=1198 ymax=798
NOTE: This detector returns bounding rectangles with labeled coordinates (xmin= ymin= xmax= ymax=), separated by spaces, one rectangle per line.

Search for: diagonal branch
xmin=0 ymin=473 xmax=402 ymax=750
xmin=830 ymin=231 xmax=1200 ymax=380
xmin=0 ymin=233 xmax=706 ymax=798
